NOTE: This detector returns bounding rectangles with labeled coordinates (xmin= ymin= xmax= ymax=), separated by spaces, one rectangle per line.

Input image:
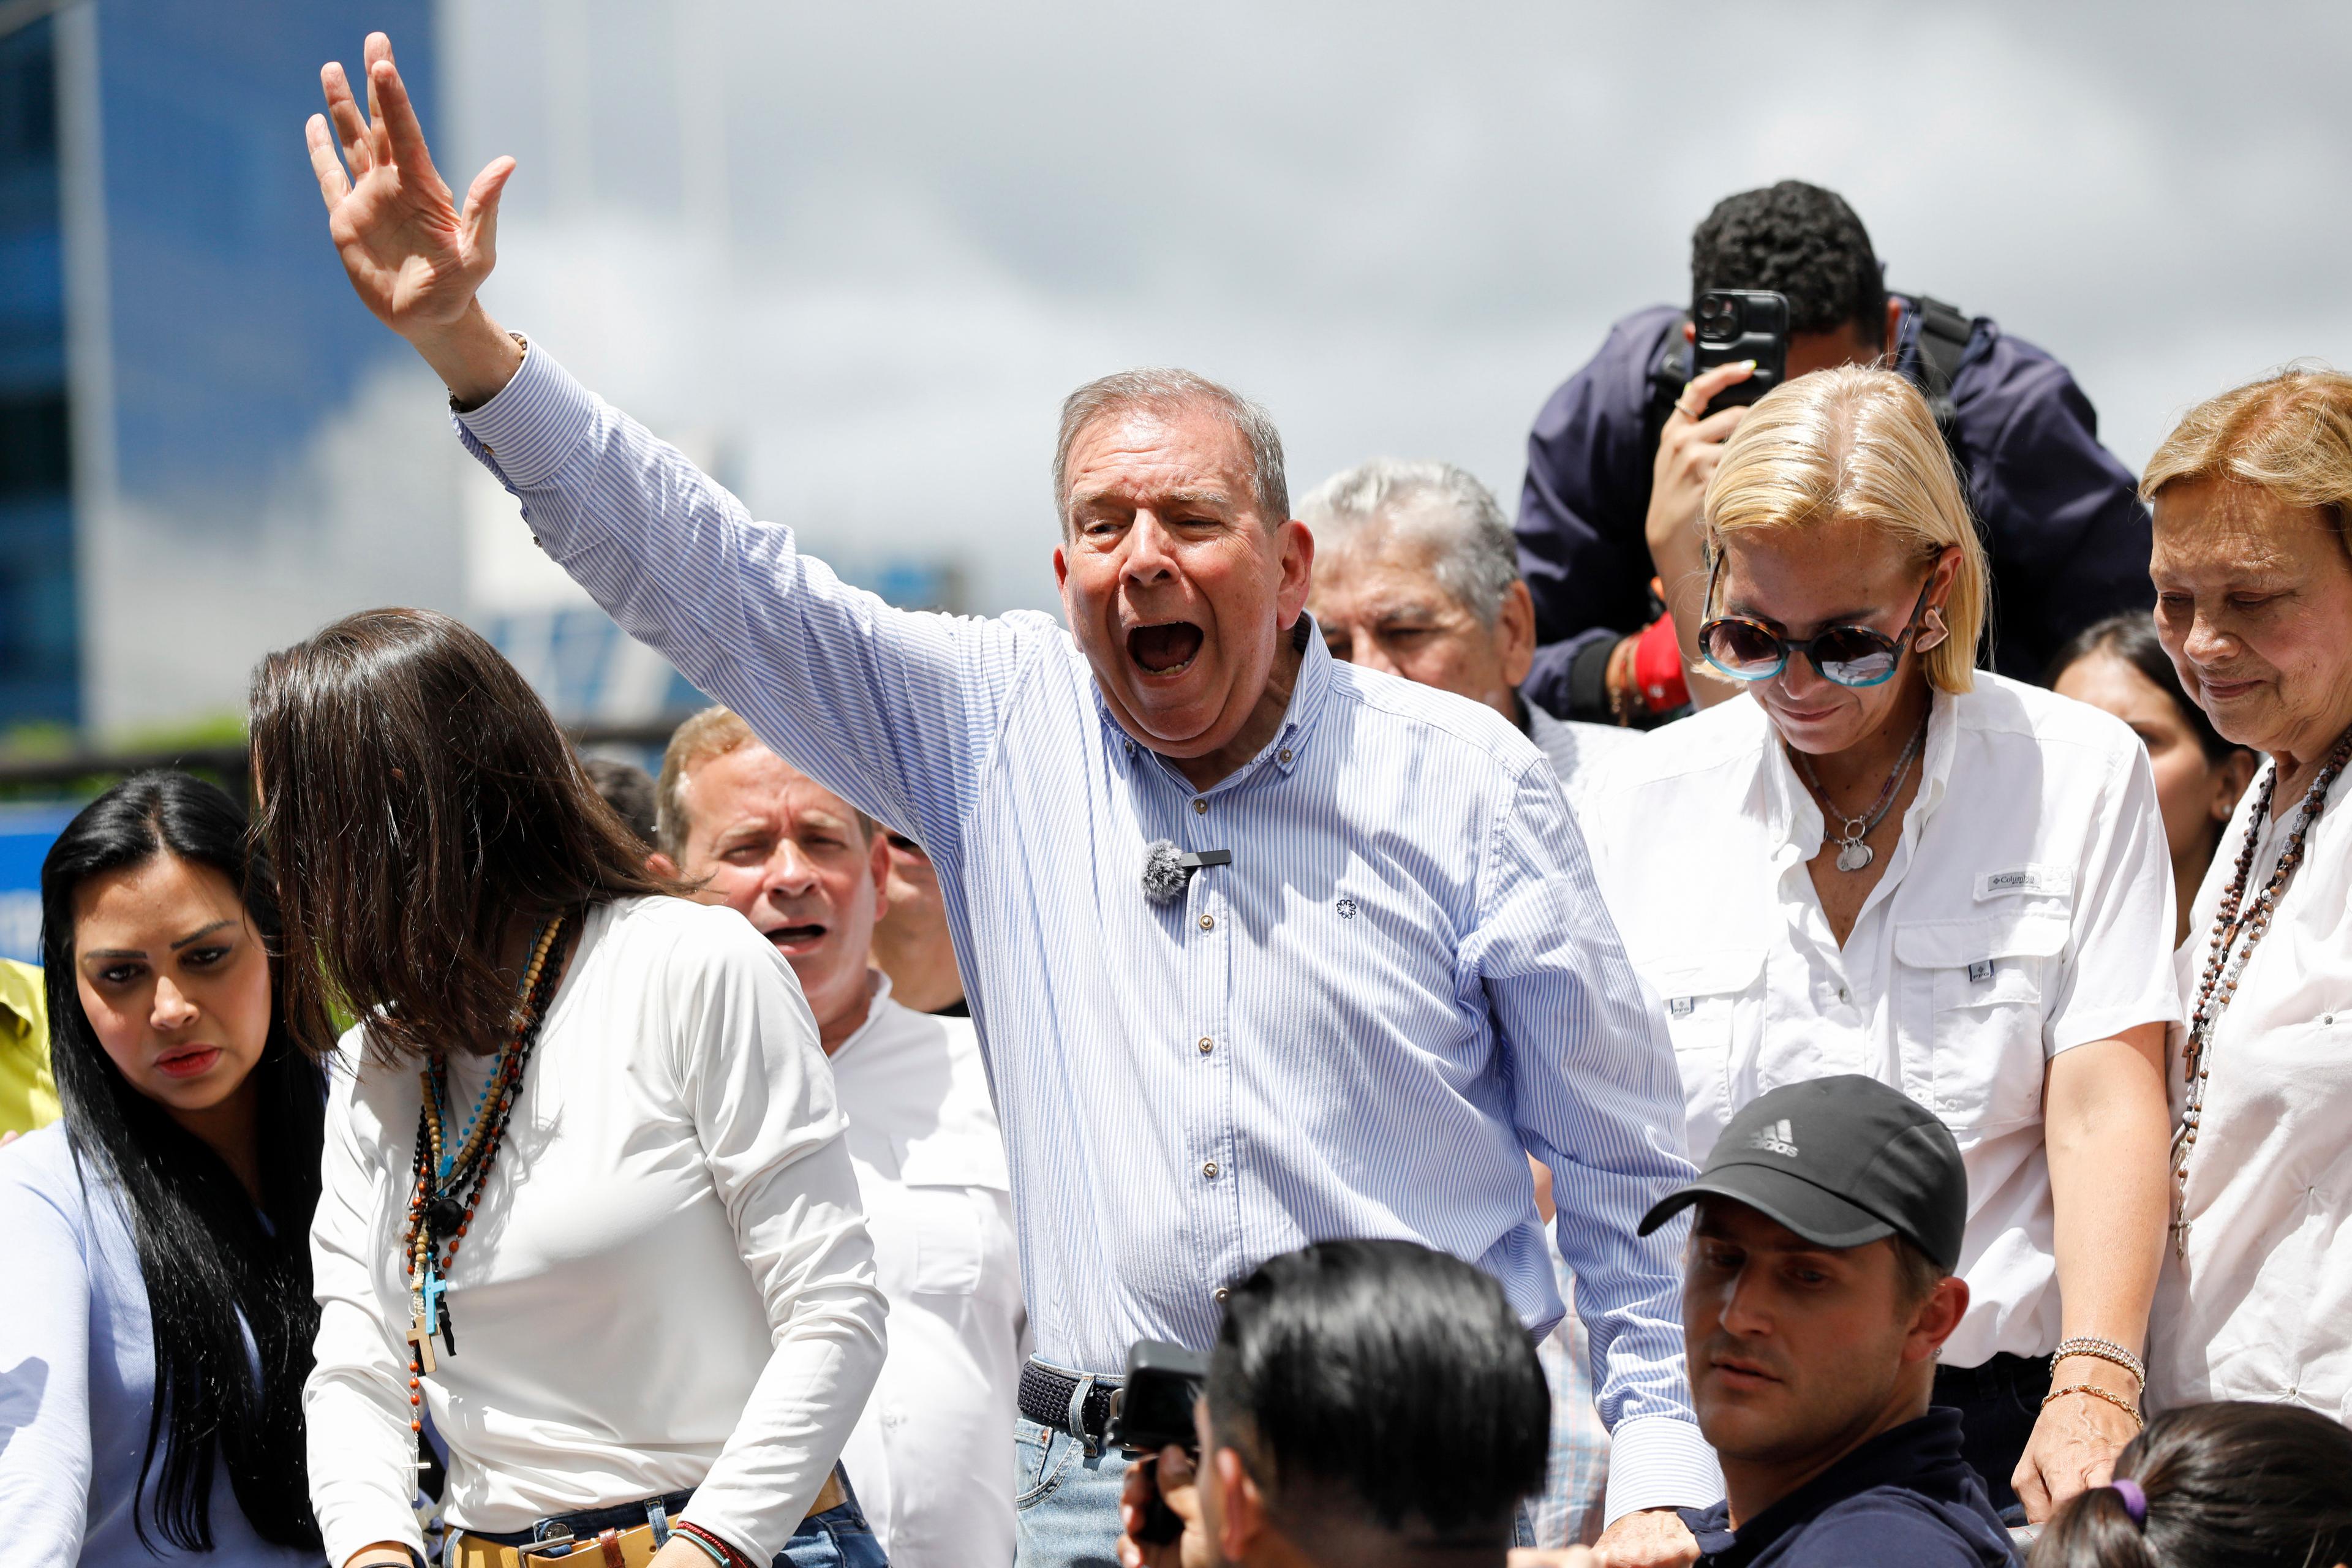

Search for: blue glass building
xmin=0 ymin=15 xmax=74 ymax=729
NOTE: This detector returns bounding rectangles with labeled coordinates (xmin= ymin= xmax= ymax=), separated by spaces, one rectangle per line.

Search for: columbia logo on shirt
xmin=1747 ymin=1119 xmax=1800 ymax=1158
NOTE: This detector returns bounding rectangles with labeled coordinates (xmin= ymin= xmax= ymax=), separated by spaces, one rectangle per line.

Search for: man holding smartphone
xmin=1515 ymin=180 xmax=2150 ymax=726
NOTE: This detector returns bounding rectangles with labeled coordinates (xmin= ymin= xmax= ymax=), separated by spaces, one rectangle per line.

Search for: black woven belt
xmin=1019 ymin=1358 xmax=1123 ymax=1444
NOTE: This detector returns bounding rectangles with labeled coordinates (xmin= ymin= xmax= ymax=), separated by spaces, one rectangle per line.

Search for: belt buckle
xmin=516 ymin=1526 xmax=579 ymax=1559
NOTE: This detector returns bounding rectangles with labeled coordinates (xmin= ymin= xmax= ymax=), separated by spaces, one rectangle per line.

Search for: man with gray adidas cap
xmin=1640 ymin=1075 xmax=2018 ymax=1567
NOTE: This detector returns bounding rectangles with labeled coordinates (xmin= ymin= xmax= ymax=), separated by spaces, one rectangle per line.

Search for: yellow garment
xmin=0 ymin=957 xmax=58 ymax=1136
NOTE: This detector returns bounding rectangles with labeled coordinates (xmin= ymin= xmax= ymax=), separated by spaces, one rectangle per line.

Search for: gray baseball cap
xmin=1638 ymin=1074 xmax=1967 ymax=1273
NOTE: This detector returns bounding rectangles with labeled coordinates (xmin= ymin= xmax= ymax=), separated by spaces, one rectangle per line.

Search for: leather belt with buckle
xmin=1018 ymin=1357 xmax=1124 ymax=1452
xmin=452 ymin=1474 xmax=846 ymax=1568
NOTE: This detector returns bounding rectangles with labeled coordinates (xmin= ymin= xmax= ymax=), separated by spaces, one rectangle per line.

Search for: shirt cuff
xmin=1602 ymin=1414 xmax=1724 ymax=1525
xmin=451 ymin=337 xmax=598 ymax=489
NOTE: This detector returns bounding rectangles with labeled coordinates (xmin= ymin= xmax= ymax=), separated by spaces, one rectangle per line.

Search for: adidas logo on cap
xmin=1747 ymin=1118 xmax=1800 ymax=1158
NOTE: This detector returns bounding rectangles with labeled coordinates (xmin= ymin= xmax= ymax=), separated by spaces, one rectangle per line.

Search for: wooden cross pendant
xmin=406 ymin=1305 xmax=438 ymax=1375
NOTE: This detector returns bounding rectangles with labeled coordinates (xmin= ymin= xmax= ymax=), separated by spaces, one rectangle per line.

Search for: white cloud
xmin=415 ymin=0 xmax=2352 ymax=631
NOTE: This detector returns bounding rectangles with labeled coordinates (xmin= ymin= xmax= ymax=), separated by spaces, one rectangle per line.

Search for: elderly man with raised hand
xmin=1303 ymin=457 xmax=1633 ymax=1548
xmin=652 ymin=705 xmax=1025 ymax=1568
xmin=304 ymin=36 xmax=1716 ymax=1567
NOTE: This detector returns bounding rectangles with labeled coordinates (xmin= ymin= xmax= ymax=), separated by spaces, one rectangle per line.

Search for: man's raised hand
xmin=305 ymin=32 xmax=524 ymax=405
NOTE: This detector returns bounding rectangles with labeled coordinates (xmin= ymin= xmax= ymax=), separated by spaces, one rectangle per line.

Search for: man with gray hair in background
xmin=1305 ymin=459 xmax=1632 ymax=1550
xmin=1303 ymin=459 xmax=1633 ymax=814
xmin=305 ymin=34 xmax=1718 ymax=1566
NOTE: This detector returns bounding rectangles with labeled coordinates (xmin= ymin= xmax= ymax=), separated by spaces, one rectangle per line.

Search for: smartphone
xmin=1689 ymin=288 xmax=1789 ymax=417
xmin=1112 ymin=1341 xmax=1212 ymax=1548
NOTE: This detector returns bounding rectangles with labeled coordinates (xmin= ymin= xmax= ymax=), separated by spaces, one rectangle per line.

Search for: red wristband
xmin=673 ymin=1521 xmax=756 ymax=1568
xmin=1632 ymin=612 xmax=1689 ymax=713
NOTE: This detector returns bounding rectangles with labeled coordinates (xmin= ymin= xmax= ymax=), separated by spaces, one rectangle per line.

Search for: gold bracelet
xmin=2042 ymin=1381 xmax=2144 ymax=1428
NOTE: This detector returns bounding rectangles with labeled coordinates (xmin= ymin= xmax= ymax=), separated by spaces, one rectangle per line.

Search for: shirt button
xmin=1199 ymin=914 xmax=1214 ymax=931
xmin=1213 ymin=1286 xmax=1230 ymax=1303
xmin=1192 ymin=797 xmax=1208 ymax=813
xmin=1202 ymin=1161 xmax=1219 ymax=1180
xmin=1197 ymin=1036 xmax=1215 ymax=1054
xmin=1278 ymin=748 xmax=1292 ymax=764
xmin=1837 ymin=986 xmax=1850 ymax=1003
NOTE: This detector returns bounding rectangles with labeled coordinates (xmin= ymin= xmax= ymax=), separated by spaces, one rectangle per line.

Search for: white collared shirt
xmin=2149 ymin=760 xmax=2352 ymax=1420
xmin=1583 ymin=676 xmax=2178 ymax=1366
xmin=830 ymin=977 xmax=1025 ymax=1568
xmin=1526 ymin=701 xmax=1638 ymax=820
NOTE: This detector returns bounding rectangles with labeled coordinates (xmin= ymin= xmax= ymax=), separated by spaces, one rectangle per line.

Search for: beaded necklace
xmin=398 ymin=910 xmax=573 ymax=1425
xmin=2170 ymin=727 xmax=2352 ymax=1258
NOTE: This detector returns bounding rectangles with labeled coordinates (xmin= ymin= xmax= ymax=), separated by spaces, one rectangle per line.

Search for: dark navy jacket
xmin=1515 ymin=300 xmax=2153 ymax=719
xmin=1676 ymin=1409 xmax=2019 ymax=1568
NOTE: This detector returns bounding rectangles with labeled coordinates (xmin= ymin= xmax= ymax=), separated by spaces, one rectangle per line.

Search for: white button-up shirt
xmin=831 ymin=978 xmax=1025 ymax=1568
xmin=1526 ymin=703 xmax=1637 ymax=819
xmin=1583 ymin=676 xmax=2178 ymax=1367
xmin=2150 ymin=760 xmax=2352 ymax=1420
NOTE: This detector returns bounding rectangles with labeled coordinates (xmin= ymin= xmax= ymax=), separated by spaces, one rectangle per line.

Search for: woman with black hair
xmin=265 ymin=608 xmax=886 ymax=1568
xmin=0 ymin=771 xmax=330 ymax=1564
xmin=2048 ymin=616 xmax=2257 ymax=948
xmin=2026 ymin=1401 xmax=2352 ymax=1568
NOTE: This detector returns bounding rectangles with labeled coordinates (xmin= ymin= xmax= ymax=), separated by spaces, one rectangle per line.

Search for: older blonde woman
xmin=2140 ymin=368 xmax=2352 ymax=1423
xmin=1583 ymin=365 xmax=2178 ymax=1522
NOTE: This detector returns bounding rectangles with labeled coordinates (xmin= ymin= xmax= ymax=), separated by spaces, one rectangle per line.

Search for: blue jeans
xmin=778 ymin=1487 xmax=889 ymax=1568
xmin=1014 ymin=1416 xmax=1129 ymax=1568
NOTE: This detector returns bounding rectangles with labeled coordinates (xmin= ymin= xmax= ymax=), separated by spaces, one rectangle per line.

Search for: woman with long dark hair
xmin=2047 ymin=616 xmax=2257 ymax=948
xmin=2026 ymin=1401 xmax=2352 ymax=1568
xmin=0 ymin=771 xmax=329 ymax=1564
xmin=266 ymin=608 xmax=887 ymax=1568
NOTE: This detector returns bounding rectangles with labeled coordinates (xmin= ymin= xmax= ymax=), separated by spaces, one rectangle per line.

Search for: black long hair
xmin=2046 ymin=612 xmax=2244 ymax=764
xmin=39 ymin=771 xmax=329 ymax=1552
xmin=2027 ymin=1401 xmax=2352 ymax=1568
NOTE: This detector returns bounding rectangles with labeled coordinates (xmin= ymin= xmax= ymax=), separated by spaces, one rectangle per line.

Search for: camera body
xmin=1110 ymin=1340 xmax=1212 ymax=1455
xmin=1691 ymin=288 xmax=1790 ymax=416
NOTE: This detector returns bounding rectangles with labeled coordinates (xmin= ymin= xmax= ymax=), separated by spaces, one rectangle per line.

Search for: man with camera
xmin=1113 ymin=1239 xmax=1553 ymax=1568
xmin=1515 ymin=181 xmax=2150 ymax=726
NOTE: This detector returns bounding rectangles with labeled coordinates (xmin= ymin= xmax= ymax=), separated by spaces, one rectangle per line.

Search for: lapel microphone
xmin=1142 ymin=840 xmax=1234 ymax=904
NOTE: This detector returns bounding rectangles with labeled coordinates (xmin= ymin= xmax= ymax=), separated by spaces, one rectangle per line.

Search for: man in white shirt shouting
xmin=654 ymin=706 xmax=1026 ymax=1568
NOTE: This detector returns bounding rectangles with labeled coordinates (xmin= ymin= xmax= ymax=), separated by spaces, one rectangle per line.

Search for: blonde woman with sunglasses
xmin=1581 ymin=365 xmax=2177 ymax=1528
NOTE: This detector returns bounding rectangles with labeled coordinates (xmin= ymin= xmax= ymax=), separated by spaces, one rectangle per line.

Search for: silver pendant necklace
xmin=1793 ymin=710 xmax=1930 ymax=873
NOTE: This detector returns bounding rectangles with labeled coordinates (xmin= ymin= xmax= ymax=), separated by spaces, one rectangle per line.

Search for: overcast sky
xmin=426 ymin=0 xmax=2352 ymax=617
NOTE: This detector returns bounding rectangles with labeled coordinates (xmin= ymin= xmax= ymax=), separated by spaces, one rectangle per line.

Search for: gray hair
xmin=1297 ymin=458 xmax=1521 ymax=625
xmin=1053 ymin=368 xmax=1289 ymax=533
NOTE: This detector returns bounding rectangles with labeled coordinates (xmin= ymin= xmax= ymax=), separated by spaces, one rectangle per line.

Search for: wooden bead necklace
xmin=399 ymin=910 xmax=573 ymax=1427
xmin=2171 ymin=727 xmax=2352 ymax=1259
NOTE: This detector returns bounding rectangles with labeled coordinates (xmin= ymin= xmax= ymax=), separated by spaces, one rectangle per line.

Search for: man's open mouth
xmin=765 ymin=922 xmax=828 ymax=952
xmin=1127 ymin=621 xmax=1204 ymax=676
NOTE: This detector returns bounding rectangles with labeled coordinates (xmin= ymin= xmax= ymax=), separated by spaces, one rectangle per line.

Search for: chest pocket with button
xmin=1641 ymin=948 xmax=1766 ymax=1161
xmin=1894 ymin=911 xmax=2070 ymax=1134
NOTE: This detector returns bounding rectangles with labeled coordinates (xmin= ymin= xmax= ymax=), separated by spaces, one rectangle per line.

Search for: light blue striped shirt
xmin=454 ymin=345 xmax=1719 ymax=1515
